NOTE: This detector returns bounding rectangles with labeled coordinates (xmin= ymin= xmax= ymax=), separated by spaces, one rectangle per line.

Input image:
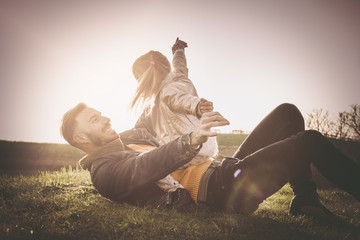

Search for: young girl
xmin=130 ymin=39 xmax=219 ymax=202
xmin=131 ymin=38 xmax=218 ymax=169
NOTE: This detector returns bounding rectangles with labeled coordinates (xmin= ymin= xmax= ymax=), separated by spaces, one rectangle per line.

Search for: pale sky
xmin=0 ymin=0 xmax=359 ymax=143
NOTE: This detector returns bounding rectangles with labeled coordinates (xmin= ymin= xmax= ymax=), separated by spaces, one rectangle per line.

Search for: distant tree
xmin=334 ymin=112 xmax=350 ymax=140
xmin=306 ymin=104 xmax=360 ymax=141
xmin=306 ymin=108 xmax=336 ymax=138
xmin=339 ymin=104 xmax=360 ymax=141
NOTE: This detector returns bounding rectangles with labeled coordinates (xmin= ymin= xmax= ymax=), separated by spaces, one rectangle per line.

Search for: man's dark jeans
xmin=206 ymin=103 xmax=360 ymax=213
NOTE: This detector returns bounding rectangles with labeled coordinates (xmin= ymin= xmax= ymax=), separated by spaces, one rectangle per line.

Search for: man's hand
xmin=197 ymin=98 xmax=213 ymax=117
xmin=172 ymin=37 xmax=188 ymax=54
xmin=190 ymin=112 xmax=230 ymax=147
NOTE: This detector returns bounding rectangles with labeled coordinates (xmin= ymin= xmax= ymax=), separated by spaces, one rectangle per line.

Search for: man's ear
xmin=73 ymin=134 xmax=88 ymax=144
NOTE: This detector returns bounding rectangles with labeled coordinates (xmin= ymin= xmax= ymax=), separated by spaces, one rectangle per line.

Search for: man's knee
xmin=277 ymin=103 xmax=301 ymax=116
xmin=277 ymin=103 xmax=304 ymax=129
xmin=299 ymin=130 xmax=325 ymax=145
xmin=304 ymin=129 xmax=323 ymax=137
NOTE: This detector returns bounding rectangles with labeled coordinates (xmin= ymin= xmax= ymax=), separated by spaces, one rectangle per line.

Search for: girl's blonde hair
xmin=130 ymin=50 xmax=171 ymax=109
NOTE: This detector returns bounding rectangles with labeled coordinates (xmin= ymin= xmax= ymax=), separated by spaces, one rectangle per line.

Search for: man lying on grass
xmin=60 ymin=103 xmax=360 ymax=218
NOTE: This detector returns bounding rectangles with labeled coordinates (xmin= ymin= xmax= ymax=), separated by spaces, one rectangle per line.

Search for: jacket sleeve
xmin=91 ymin=134 xmax=200 ymax=201
xmin=120 ymin=127 xmax=159 ymax=147
xmin=161 ymin=78 xmax=201 ymax=117
xmin=172 ymin=49 xmax=188 ymax=77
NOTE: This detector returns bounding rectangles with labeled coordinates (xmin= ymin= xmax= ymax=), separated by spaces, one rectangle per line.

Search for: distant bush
xmin=0 ymin=135 xmax=247 ymax=171
xmin=216 ymin=134 xmax=247 ymax=146
xmin=0 ymin=141 xmax=84 ymax=170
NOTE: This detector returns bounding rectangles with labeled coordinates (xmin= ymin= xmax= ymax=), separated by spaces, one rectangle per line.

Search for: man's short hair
xmin=61 ymin=102 xmax=87 ymax=147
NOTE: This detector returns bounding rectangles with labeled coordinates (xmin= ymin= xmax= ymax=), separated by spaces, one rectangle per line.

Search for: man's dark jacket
xmin=79 ymin=128 xmax=199 ymax=209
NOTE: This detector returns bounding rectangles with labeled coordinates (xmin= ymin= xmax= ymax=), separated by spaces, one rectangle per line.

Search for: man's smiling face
xmin=74 ymin=107 xmax=118 ymax=147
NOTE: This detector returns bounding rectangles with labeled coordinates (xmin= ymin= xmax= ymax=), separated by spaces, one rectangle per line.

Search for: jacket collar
xmin=79 ymin=137 xmax=125 ymax=170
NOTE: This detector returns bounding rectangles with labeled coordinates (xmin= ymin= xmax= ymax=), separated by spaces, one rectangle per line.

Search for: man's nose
xmin=102 ymin=116 xmax=110 ymax=123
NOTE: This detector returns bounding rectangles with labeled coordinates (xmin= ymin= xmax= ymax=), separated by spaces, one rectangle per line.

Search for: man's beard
xmin=86 ymin=132 xmax=113 ymax=147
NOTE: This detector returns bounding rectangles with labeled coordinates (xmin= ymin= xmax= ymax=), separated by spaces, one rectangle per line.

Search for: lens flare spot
xmin=234 ymin=169 xmax=241 ymax=178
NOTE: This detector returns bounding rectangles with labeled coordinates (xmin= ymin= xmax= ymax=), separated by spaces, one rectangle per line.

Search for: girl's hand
xmin=196 ymin=98 xmax=214 ymax=117
xmin=172 ymin=37 xmax=188 ymax=54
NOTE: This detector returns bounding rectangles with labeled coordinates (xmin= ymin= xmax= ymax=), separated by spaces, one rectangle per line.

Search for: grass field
xmin=1 ymin=167 xmax=359 ymax=240
xmin=0 ymin=134 xmax=360 ymax=239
